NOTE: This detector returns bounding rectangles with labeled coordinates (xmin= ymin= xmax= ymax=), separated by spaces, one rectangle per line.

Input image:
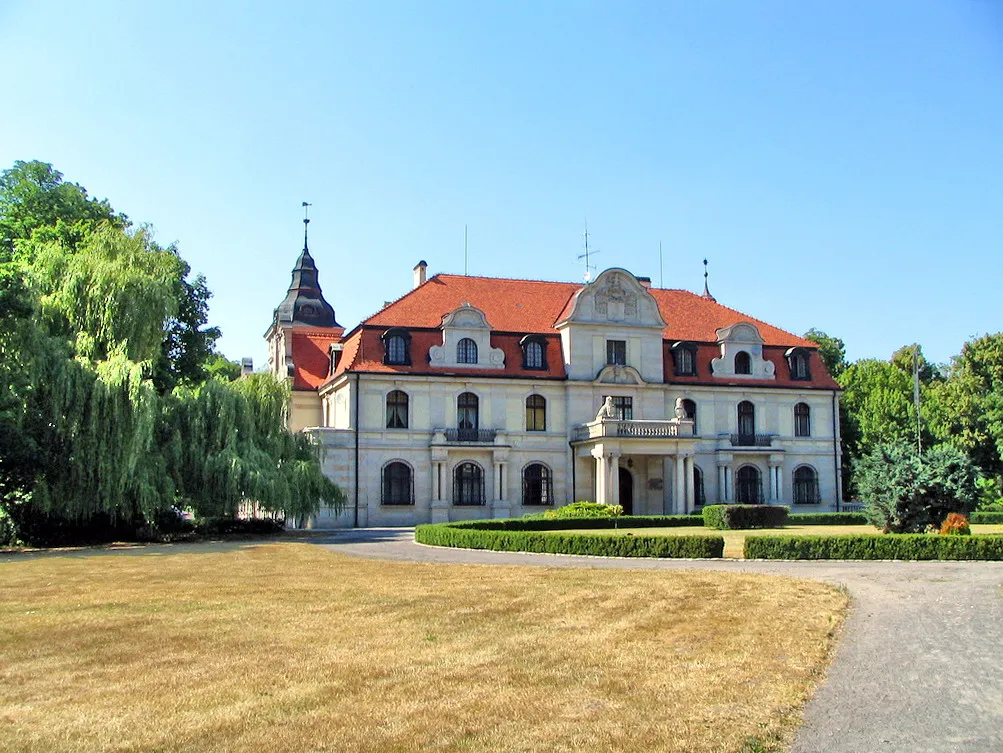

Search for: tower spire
xmin=302 ymin=201 xmax=312 ymax=252
xmin=702 ymin=258 xmax=716 ymax=301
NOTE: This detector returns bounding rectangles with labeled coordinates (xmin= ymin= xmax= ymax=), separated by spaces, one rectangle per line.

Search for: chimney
xmin=240 ymin=357 xmax=253 ymax=376
xmin=637 ymin=276 xmax=652 ymax=288
xmin=413 ymin=260 xmax=427 ymax=289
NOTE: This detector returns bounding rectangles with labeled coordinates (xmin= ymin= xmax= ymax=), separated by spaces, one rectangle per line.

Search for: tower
xmin=264 ymin=205 xmax=343 ymax=430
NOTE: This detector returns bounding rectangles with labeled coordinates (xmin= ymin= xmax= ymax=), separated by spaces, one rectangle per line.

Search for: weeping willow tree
xmin=163 ymin=374 xmax=344 ymax=519
xmin=1 ymin=162 xmax=344 ymax=543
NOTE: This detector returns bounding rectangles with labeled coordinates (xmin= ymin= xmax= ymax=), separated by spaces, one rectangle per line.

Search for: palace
xmin=266 ymin=237 xmax=842 ymax=528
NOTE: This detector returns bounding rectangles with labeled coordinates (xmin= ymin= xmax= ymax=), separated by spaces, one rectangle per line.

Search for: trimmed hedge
xmin=972 ymin=511 xmax=1003 ymax=525
xmin=745 ymin=534 xmax=1003 ymax=561
xmin=197 ymin=517 xmax=285 ymax=536
xmin=703 ymin=505 xmax=789 ymax=530
xmin=415 ymin=522 xmax=724 ymax=558
xmin=458 ymin=515 xmax=705 ymax=532
xmin=787 ymin=512 xmax=869 ymax=526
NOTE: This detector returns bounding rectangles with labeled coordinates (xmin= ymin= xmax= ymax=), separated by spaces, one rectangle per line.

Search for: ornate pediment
xmin=441 ymin=303 xmax=490 ymax=330
xmin=558 ymin=268 xmax=666 ymax=328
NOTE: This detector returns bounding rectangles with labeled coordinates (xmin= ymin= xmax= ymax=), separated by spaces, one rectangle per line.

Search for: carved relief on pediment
xmin=593 ymin=272 xmax=639 ymax=322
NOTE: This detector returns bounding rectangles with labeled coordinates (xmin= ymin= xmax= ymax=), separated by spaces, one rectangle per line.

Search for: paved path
xmin=301 ymin=528 xmax=1003 ymax=753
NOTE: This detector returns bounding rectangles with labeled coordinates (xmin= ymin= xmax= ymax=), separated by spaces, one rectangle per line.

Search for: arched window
xmin=735 ymin=351 xmax=752 ymax=375
xmin=681 ymin=398 xmax=697 ymax=435
xmin=381 ymin=329 xmax=411 ymax=365
xmin=786 ymin=348 xmax=811 ymax=380
xmin=522 ymin=463 xmax=553 ymax=505
xmin=521 ymin=337 xmax=546 ymax=370
xmin=453 ymin=462 xmax=485 ymax=505
xmin=793 ymin=466 xmax=820 ymax=505
xmin=794 ymin=402 xmax=811 ymax=437
xmin=526 ymin=394 xmax=546 ymax=432
xmin=671 ymin=343 xmax=697 ymax=376
xmin=382 ymin=462 xmax=413 ymax=505
xmin=737 ymin=401 xmax=756 ymax=441
xmin=457 ymin=337 xmax=478 ymax=364
xmin=386 ymin=390 xmax=408 ymax=429
xmin=693 ymin=465 xmax=706 ymax=506
xmin=736 ymin=465 xmax=763 ymax=504
xmin=457 ymin=392 xmax=479 ymax=438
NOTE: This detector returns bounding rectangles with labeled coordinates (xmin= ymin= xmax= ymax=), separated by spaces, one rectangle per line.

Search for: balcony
xmin=443 ymin=428 xmax=498 ymax=443
xmin=571 ymin=419 xmax=690 ymax=442
xmin=730 ymin=433 xmax=773 ymax=447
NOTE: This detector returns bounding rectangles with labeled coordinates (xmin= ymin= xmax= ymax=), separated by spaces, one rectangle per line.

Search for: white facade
xmin=274 ymin=267 xmax=843 ymax=528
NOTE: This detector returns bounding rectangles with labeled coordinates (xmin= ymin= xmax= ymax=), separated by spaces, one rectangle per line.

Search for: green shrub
xmin=702 ymin=504 xmax=789 ymax=530
xmin=744 ymin=534 xmax=1003 ymax=561
xmin=415 ymin=522 xmax=723 ymax=558
xmin=451 ymin=515 xmax=704 ymax=531
xmin=972 ymin=511 xmax=1003 ymax=524
xmin=542 ymin=501 xmax=623 ymax=519
xmin=855 ymin=441 xmax=978 ymax=533
xmin=787 ymin=512 xmax=869 ymax=526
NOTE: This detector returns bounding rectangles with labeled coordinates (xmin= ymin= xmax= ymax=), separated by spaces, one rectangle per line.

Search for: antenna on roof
xmin=659 ymin=241 xmax=663 ymax=288
xmin=301 ymin=202 xmax=312 ymax=252
xmin=702 ymin=258 xmax=716 ymax=302
xmin=577 ymin=219 xmax=600 ymax=282
xmin=464 ymin=224 xmax=468 ymax=276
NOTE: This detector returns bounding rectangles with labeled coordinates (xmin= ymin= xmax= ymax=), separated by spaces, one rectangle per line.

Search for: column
xmin=684 ymin=455 xmax=695 ymax=514
xmin=609 ymin=452 xmax=621 ymax=508
xmin=724 ymin=465 xmax=733 ymax=502
xmin=494 ymin=461 xmax=504 ymax=502
xmin=717 ymin=464 xmax=727 ymax=504
xmin=774 ymin=465 xmax=783 ymax=505
xmin=591 ymin=448 xmax=607 ymax=504
xmin=674 ymin=455 xmax=685 ymax=514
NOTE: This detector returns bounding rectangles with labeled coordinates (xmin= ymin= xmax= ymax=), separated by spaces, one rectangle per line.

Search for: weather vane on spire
xmin=302 ymin=202 xmax=312 ymax=252
xmin=702 ymin=258 xmax=716 ymax=301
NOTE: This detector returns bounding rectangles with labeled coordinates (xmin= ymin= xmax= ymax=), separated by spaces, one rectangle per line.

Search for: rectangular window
xmin=606 ymin=340 xmax=627 ymax=366
xmin=603 ymin=395 xmax=633 ymax=420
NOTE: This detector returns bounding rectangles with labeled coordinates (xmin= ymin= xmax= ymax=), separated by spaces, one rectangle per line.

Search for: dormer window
xmin=786 ymin=348 xmax=811 ymax=380
xmin=457 ymin=337 xmax=478 ymax=364
xmin=734 ymin=351 xmax=752 ymax=375
xmin=520 ymin=335 xmax=548 ymax=370
xmin=671 ymin=342 xmax=697 ymax=376
xmin=381 ymin=329 xmax=411 ymax=366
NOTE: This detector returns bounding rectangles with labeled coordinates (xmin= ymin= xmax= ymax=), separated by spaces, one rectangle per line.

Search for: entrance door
xmin=619 ymin=467 xmax=633 ymax=515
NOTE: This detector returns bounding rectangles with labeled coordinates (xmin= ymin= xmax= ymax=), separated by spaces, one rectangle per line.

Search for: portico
xmin=571 ymin=417 xmax=700 ymax=513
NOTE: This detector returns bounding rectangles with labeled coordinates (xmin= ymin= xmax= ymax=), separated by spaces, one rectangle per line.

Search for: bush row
xmin=971 ymin=511 xmax=1003 ymax=525
xmin=744 ymin=534 xmax=1003 ymax=561
xmin=787 ymin=512 xmax=869 ymax=526
xmin=453 ymin=515 xmax=704 ymax=532
xmin=415 ymin=523 xmax=723 ymax=558
xmin=197 ymin=517 xmax=285 ymax=536
xmin=703 ymin=505 xmax=789 ymax=530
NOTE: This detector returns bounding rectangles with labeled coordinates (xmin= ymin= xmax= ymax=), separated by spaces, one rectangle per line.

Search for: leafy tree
xmin=838 ymin=358 xmax=920 ymax=459
xmin=804 ymin=328 xmax=847 ymax=379
xmin=926 ymin=333 xmax=1003 ymax=476
xmin=856 ymin=441 xmax=978 ymax=533
xmin=0 ymin=160 xmax=125 ymax=255
xmin=0 ymin=160 xmax=343 ymax=544
xmin=890 ymin=343 xmax=940 ymax=383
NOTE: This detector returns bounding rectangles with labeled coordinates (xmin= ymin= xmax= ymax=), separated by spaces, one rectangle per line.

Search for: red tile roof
xmin=314 ymin=273 xmax=832 ymax=388
xmin=665 ymin=344 xmax=839 ymax=390
xmin=290 ymin=329 xmax=342 ymax=389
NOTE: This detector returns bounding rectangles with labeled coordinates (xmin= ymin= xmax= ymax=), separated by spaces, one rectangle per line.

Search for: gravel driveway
xmin=303 ymin=528 xmax=1003 ymax=753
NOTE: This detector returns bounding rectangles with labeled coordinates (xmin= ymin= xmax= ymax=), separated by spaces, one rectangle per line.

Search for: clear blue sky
xmin=2 ymin=1 xmax=1000 ymax=368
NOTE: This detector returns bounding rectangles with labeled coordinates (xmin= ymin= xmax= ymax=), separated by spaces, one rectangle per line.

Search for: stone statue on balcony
xmin=674 ymin=397 xmax=687 ymax=420
xmin=596 ymin=396 xmax=615 ymax=421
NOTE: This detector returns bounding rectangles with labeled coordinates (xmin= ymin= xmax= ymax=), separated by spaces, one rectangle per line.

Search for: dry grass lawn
xmin=0 ymin=543 xmax=846 ymax=753
xmin=562 ymin=524 xmax=1003 ymax=558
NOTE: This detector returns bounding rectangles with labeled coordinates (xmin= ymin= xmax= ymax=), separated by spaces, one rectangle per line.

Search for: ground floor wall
xmin=293 ymin=428 xmax=841 ymax=529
